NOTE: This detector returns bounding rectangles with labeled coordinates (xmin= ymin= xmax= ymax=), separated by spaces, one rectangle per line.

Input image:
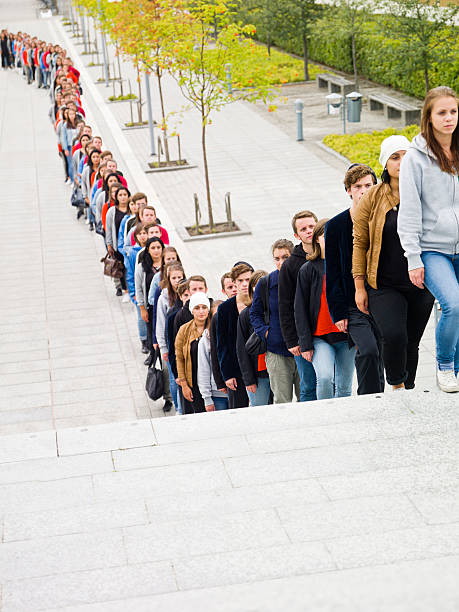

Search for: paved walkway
xmin=0 ymin=16 xmax=166 ymax=436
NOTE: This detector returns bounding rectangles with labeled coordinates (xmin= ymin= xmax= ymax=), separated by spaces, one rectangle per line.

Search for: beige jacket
xmin=175 ymin=320 xmax=204 ymax=387
xmin=352 ymin=182 xmax=399 ymax=289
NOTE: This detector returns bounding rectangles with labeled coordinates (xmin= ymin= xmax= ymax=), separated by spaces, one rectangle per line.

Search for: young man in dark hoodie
xmin=325 ymin=164 xmax=385 ymax=395
xmin=278 ymin=211 xmax=318 ymax=402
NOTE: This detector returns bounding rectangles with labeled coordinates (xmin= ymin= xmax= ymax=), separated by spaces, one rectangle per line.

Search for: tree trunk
xmin=267 ymin=33 xmax=271 ymax=57
xmin=156 ymin=66 xmax=170 ymax=163
xmin=201 ymin=115 xmax=214 ymax=230
xmin=302 ymin=32 xmax=309 ymax=81
xmin=424 ymin=65 xmax=429 ymax=95
xmin=351 ymin=32 xmax=358 ymax=90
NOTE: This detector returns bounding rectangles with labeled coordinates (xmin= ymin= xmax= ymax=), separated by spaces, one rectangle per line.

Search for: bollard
xmin=225 ymin=63 xmax=232 ymax=94
xmin=145 ymin=71 xmax=156 ymax=156
xmin=295 ymin=99 xmax=304 ymax=141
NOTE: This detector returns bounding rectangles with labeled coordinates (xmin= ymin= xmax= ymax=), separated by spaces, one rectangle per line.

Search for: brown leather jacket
xmin=352 ymin=182 xmax=399 ymax=290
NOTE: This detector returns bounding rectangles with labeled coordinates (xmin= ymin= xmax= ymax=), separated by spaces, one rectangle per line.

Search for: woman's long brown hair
xmin=421 ymin=86 xmax=459 ymax=174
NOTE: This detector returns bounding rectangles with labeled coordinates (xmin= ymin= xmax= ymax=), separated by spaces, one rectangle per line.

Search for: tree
xmin=381 ymin=0 xmax=459 ymax=95
xmin=168 ymin=0 xmax=275 ymax=229
xmin=321 ymin=0 xmax=370 ymax=89
xmin=107 ymin=0 xmax=180 ymax=161
xmin=277 ymin=0 xmax=321 ymax=81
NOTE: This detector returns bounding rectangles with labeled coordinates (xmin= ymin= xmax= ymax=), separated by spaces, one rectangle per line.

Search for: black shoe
xmin=89 ymin=222 xmax=94 ymax=231
xmin=141 ymin=340 xmax=149 ymax=354
xmin=144 ymin=352 xmax=154 ymax=366
xmin=163 ymin=400 xmax=173 ymax=413
xmin=77 ymin=209 xmax=84 ymax=220
xmin=116 ymin=288 xmax=123 ymax=297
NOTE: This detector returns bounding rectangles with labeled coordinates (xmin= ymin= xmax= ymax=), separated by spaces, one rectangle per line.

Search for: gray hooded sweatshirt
xmin=398 ymin=133 xmax=459 ymax=270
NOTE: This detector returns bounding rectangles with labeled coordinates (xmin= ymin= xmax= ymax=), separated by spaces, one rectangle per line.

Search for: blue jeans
xmin=135 ymin=305 xmax=147 ymax=341
xmin=312 ymin=338 xmax=356 ymax=400
xmin=212 ymin=396 xmax=228 ymax=411
xmin=294 ymin=355 xmax=317 ymax=401
xmin=422 ymin=251 xmax=459 ymax=374
xmin=167 ymin=360 xmax=181 ymax=413
xmin=246 ymin=377 xmax=271 ymax=407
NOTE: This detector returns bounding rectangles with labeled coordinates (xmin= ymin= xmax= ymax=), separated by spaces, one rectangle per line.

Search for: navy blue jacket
xmin=250 ymin=270 xmax=290 ymax=358
xmin=325 ymin=209 xmax=355 ymax=324
xmin=216 ymin=296 xmax=242 ymax=381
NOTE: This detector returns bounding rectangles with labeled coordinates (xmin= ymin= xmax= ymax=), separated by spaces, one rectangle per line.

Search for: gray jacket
xmin=399 ymin=134 xmax=459 ymax=270
xmin=105 ymin=206 xmax=127 ymax=250
xmin=134 ymin=250 xmax=147 ymax=307
xmin=197 ymin=329 xmax=227 ymax=407
xmin=156 ymin=289 xmax=170 ymax=355
xmin=81 ymin=165 xmax=92 ymax=201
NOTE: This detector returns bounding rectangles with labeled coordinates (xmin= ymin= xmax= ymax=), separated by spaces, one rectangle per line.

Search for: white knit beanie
xmin=189 ymin=292 xmax=210 ymax=312
xmin=379 ymin=135 xmax=411 ymax=170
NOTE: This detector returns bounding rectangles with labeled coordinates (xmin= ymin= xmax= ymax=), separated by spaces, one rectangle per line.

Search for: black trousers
xmin=368 ymin=285 xmax=434 ymax=388
xmin=348 ymin=306 xmax=385 ymax=395
xmin=182 ymin=383 xmax=205 ymax=414
xmin=227 ymin=377 xmax=249 ymax=409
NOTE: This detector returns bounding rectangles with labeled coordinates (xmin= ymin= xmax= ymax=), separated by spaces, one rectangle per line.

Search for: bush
xmin=323 ymin=125 xmax=420 ymax=175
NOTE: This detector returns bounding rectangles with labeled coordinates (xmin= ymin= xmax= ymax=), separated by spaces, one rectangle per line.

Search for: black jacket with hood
xmin=278 ymin=243 xmax=308 ymax=349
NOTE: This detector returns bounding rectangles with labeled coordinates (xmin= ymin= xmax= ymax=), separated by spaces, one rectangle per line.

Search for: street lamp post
xmin=144 ymin=71 xmax=156 ymax=156
xmin=96 ymin=0 xmax=109 ymax=86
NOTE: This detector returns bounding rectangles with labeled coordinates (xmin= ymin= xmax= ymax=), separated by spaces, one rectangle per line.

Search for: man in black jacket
xmin=325 ymin=164 xmax=385 ymax=395
xmin=278 ymin=210 xmax=318 ymax=401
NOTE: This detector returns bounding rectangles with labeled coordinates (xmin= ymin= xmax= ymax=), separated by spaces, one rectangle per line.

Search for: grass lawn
xmin=209 ymin=44 xmax=327 ymax=88
xmin=323 ymin=125 xmax=420 ymax=176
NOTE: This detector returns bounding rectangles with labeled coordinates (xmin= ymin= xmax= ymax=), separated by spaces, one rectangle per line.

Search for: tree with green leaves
xmin=381 ymin=0 xmax=459 ymax=95
xmin=321 ymin=0 xmax=369 ymax=89
xmin=276 ymin=0 xmax=321 ymax=81
xmin=168 ymin=0 xmax=275 ymax=229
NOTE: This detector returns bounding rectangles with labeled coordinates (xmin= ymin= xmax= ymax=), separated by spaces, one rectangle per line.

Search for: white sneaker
xmin=85 ymin=218 xmax=90 ymax=225
xmin=437 ymin=368 xmax=459 ymax=393
xmin=122 ymin=293 xmax=130 ymax=303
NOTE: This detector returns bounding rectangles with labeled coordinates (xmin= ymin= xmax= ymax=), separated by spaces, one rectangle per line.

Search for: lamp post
xmin=144 ymin=71 xmax=156 ymax=156
xmin=97 ymin=0 xmax=109 ymax=86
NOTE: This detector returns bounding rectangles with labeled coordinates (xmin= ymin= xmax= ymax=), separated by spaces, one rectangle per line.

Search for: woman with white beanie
xmin=175 ymin=292 xmax=211 ymax=414
xmin=399 ymin=87 xmax=459 ymax=393
xmin=352 ymin=135 xmax=434 ymax=391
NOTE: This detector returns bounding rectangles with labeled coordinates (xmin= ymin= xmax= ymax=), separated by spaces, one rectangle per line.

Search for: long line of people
xmin=4 ymin=28 xmax=458 ymax=414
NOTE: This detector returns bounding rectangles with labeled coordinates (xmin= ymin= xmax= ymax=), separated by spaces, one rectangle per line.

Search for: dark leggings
xmin=368 ymin=285 xmax=434 ymax=388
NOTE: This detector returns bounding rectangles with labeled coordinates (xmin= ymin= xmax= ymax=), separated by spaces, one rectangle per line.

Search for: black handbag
xmin=145 ymin=349 xmax=164 ymax=401
xmin=95 ymin=220 xmax=105 ymax=237
xmin=71 ymin=185 xmax=85 ymax=208
xmin=245 ymin=275 xmax=270 ymax=356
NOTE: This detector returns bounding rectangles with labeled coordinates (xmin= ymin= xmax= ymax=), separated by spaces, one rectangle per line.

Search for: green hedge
xmin=237 ymin=8 xmax=459 ymax=99
xmin=323 ymin=125 xmax=420 ymax=176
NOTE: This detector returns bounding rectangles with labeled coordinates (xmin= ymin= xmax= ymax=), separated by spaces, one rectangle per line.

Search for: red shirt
xmin=314 ymin=278 xmax=340 ymax=336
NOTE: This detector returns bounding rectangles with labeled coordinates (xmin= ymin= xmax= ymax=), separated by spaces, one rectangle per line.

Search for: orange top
xmin=257 ymin=353 xmax=266 ymax=372
xmin=101 ymin=201 xmax=112 ymax=230
xmin=314 ymin=278 xmax=340 ymax=336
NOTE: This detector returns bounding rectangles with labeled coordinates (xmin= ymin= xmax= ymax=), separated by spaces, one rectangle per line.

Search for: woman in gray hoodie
xmin=399 ymin=86 xmax=459 ymax=393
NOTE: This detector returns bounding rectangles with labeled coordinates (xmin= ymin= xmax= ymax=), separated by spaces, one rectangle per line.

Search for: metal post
xmin=225 ymin=63 xmax=232 ymax=94
xmin=342 ymin=99 xmax=347 ymax=134
xmin=81 ymin=10 xmax=88 ymax=53
xmin=96 ymin=0 xmax=109 ymax=86
xmin=144 ymin=71 xmax=156 ymax=156
xmin=295 ymin=99 xmax=304 ymax=141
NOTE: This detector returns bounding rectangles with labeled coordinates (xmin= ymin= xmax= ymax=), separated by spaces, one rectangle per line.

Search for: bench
xmin=368 ymin=92 xmax=421 ymax=126
xmin=316 ymin=73 xmax=354 ymax=97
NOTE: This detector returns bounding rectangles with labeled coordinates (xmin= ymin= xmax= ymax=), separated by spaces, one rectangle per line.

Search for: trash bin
xmin=347 ymin=91 xmax=362 ymax=123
